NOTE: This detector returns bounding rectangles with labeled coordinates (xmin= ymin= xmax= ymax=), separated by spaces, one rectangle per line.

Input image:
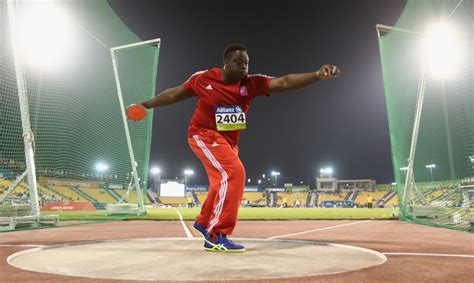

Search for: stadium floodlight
xmin=271 ymin=171 xmax=280 ymax=187
xmin=150 ymin=167 xmax=161 ymax=192
xmin=400 ymin=167 xmax=409 ymax=171
xmin=391 ymin=182 xmax=397 ymax=185
xmin=320 ymin=167 xmax=333 ymax=177
xmin=150 ymin=167 xmax=161 ymax=175
xmin=95 ymin=162 xmax=108 ymax=172
xmin=258 ymin=179 xmax=262 ymax=184
xmin=19 ymin=2 xmax=74 ymax=70
xmin=425 ymin=164 xmax=436 ymax=182
xmin=426 ymin=23 xmax=459 ymax=77
xmin=247 ymin=178 xmax=251 ymax=184
xmin=183 ymin=169 xmax=194 ymax=188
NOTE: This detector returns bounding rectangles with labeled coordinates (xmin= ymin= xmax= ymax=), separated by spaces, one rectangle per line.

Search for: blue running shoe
xmin=204 ymin=233 xmax=246 ymax=253
xmin=193 ymin=221 xmax=214 ymax=246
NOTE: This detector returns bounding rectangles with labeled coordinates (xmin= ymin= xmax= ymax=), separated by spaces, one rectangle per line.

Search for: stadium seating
xmin=159 ymin=197 xmax=188 ymax=205
xmin=50 ymin=186 xmax=87 ymax=202
xmin=242 ymin=192 xmax=266 ymax=206
xmin=277 ymin=192 xmax=308 ymax=207
xmin=354 ymin=191 xmax=386 ymax=206
xmin=80 ymin=188 xmax=117 ymax=203
xmin=0 ymin=178 xmax=11 ymax=189
xmin=196 ymin=192 xmax=208 ymax=205
xmin=112 ymin=189 xmax=150 ymax=205
xmin=317 ymin=193 xmax=346 ymax=205
xmin=385 ymin=194 xmax=399 ymax=207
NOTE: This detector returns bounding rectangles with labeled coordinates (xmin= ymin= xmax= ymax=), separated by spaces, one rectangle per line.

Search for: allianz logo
xmin=216 ymin=106 xmax=240 ymax=113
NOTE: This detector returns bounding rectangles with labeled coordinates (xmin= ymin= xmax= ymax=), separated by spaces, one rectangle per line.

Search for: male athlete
xmin=136 ymin=43 xmax=340 ymax=252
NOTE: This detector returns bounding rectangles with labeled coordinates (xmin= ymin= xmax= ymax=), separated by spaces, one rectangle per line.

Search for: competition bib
xmin=215 ymin=106 xmax=246 ymax=131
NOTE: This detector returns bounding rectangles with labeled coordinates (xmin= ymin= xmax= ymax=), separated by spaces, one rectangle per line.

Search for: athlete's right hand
xmin=316 ymin=64 xmax=341 ymax=80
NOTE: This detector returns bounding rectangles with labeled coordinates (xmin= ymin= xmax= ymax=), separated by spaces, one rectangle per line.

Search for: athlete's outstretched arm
xmin=140 ymin=85 xmax=193 ymax=109
xmin=268 ymin=64 xmax=340 ymax=94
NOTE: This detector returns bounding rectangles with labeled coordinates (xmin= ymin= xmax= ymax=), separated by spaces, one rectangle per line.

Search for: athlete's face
xmin=224 ymin=50 xmax=249 ymax=80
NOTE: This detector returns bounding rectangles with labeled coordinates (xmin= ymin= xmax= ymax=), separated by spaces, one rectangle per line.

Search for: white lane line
xmin=0 ymin=245 xmax=46 ymax=248
xmin=267 ymin=220 xmax=372 ymax=240
xmin=384 ymin=252 xmax=474 ymax=258
xmin=173 ymin=208 xmax=193 ymax=239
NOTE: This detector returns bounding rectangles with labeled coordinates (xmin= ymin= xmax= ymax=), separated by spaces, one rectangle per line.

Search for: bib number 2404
xmin=215 ymin=106 xmax=246 ymax=131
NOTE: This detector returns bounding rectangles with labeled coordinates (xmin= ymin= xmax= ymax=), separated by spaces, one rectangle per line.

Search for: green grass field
xmin=40 ymin=207 xmax=399 ymax=222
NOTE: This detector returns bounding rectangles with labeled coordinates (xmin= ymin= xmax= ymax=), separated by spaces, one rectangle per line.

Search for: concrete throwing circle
xmin=8 ymin=238 xmax=386 ymax=281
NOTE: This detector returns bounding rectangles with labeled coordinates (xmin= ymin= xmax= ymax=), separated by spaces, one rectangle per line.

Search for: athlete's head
xmin=223 ymin=43 xmax=249 ymax=80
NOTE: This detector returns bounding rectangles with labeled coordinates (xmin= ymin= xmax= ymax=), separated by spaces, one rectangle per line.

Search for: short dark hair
xmin=223 ymin=43 xmax=247 ymax=61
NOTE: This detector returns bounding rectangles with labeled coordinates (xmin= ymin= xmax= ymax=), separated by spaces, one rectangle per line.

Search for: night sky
xmin=107 ymin=0 xmax=407 ymax=186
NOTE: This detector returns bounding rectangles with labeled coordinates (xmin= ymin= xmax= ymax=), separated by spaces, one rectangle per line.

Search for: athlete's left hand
xmin=316 ymin=64 xmax=341 ymax=80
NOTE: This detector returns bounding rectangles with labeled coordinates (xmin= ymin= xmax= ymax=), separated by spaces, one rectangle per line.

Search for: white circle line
xmin=0 ymin=245 xmax=45 ymax=248
xmin=7 ymin=237 xmax=387 ymax=281
xmin=383 ymin=252 xmax=474 ymax=258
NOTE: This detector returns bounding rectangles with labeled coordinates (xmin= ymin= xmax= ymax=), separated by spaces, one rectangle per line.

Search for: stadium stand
xmin=80 ymin=188 xmax=117 ymax=203
xmin=50 ymin=186 xmax=87 ymax=202
xmin=385 ymin=194 xmax=399 ymax=207
xmin=0 ymin=178 xmax=11 ymax=189
xmin=191 ymin=191 xmax=199 ymax=205
xmin=317 ymin=192 xmax=346 ymax=206
xmin=159 ymin=197 xmax=188 ymax=206
xmin=37 ymin=185 xmax=61 ymax=202
xmin=242 ymin=192 xmax=266 ymax=206
xmin=354 ymin=191 xmax=386 ymax=206
xmin=196 ymin=192 xmax=208 ymax=205
xmin=147 ymin=190 xmax=159 ymax=205
xmin=277 ymin=192 xmax=308 ymax=207
xmin=70 ymin=187 xmax=97 ymax=203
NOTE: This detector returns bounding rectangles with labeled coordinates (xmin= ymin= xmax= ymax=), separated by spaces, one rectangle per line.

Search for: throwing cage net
xmin=377 ymin=0 xmax=473 ymax=231
xmin=0 ymin=0 xmax=159 ymax=230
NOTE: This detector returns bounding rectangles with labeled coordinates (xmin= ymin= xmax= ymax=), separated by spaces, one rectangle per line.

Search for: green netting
xmin=378 ymin=0 xmax=473 ymax=231
xmin=0 ymin=0 xmax=158 ymax=220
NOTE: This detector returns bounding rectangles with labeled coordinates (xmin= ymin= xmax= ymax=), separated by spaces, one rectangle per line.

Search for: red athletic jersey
xmin=183 ymin=68 xmax=273 ymax=146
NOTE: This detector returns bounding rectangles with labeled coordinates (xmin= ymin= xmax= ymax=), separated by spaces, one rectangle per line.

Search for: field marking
xmin=0 ymin=245 xmax=45 ymax=248
xmin=384 ymin=252 xmax=474 ymax=258
xmin=267 ymin=220 xmax=372 ymax=239
xmin=7 ymin=238 xmax=387 ymax=280
xmin=173 ymin=208 xmax=193 ymax=238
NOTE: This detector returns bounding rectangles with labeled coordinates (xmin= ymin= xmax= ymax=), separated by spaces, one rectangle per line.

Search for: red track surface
xmin=1 ymin=220 xmax=473 ymax=282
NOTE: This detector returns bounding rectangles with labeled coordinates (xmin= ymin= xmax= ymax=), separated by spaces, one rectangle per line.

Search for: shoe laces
xmin=218 ymin=234 xmax=235 ymax=245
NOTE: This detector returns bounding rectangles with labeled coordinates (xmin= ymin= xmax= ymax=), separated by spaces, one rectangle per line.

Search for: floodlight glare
xmin=320 ymin=167 xmax=333 ymax=177
xmin=271 ymin=171 xmax=280 ymax=176
xmin=400 ymin=166 xmax=409 ymax=171
xmin=19 ymin=3 xmax=74 ymax=70
xmin=95 ymin=163 xmax=108 ymax=172
xmin=184 ymin=169 xmax=194 ymax=176
xmin=426 ymin=24 xmax=459 ymax=77
xmin=150 ymin=167 xmax=161 ymax=175
xmin=425 ymin=164 xmax=436 ymax=181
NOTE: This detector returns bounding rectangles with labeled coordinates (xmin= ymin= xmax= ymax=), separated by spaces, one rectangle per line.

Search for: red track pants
xmin=188 ymin=129 xmax=245 ymax=236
